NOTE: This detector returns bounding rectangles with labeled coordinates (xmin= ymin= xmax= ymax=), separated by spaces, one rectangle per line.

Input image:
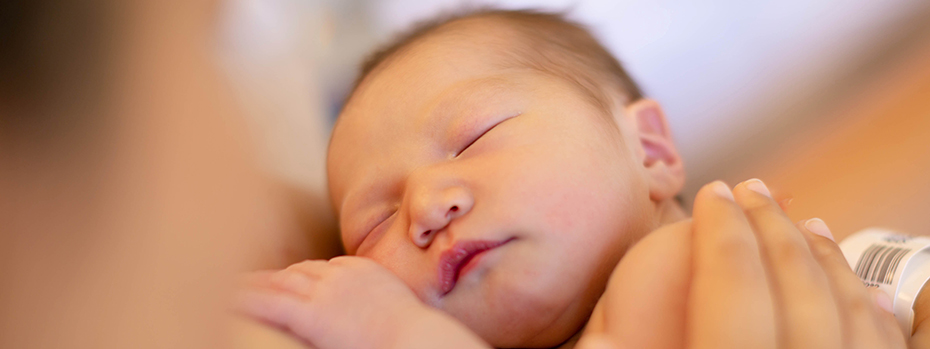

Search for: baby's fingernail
xmin=779 ymin=198 xmax=793 ymax=210
xmin=871 ymin=288 xmax=894 ymax=313
xmin=804 ymin=218 xmax=834 ymax=241
xmin=711 ymin=181 xmax=734 ymax=201
xmin=745 ymin=178 xmax=771 ymax=198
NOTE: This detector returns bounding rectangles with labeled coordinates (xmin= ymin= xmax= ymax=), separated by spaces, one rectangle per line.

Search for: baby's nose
xmin=408 ymin=186 xmax=473 ymax=248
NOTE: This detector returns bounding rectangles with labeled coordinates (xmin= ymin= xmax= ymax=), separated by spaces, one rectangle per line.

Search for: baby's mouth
xmin=438 ymin=238 xmax=514 ymax=296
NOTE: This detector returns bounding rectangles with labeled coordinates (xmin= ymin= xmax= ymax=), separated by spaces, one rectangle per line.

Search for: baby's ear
xmin=626 ymin=99 xmax=685 ymax=202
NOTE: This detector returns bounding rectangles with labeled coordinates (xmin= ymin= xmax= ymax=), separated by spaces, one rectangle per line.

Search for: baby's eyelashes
xmin=354 ymin=209 xmax=398 ymax=254
xmin=453 ymin=112 xmax=521 ymax=158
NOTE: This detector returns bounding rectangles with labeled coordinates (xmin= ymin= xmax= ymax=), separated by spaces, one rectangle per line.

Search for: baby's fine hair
xmin=348 ymin=8 xmax=645 ymax=113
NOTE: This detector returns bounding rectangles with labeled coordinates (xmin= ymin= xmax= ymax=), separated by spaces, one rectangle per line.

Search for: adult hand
xmin=580 ymin=179 xmax=908 ymax=349
xmin=234 ymin=256 xmax=488 ymax=349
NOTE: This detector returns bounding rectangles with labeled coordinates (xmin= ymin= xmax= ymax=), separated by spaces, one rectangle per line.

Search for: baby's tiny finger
xmin=233 ymin=288 xmax=304 ymax=331
xmin=778 ymin=197 xmax=793 ymax=212
xmin=233 ymin=285 xmax=326 ymax=347
xmin=284 ymin=259 xmax=329 ymax=277
xmin=270 ymin=270 xmax=316 ymax=297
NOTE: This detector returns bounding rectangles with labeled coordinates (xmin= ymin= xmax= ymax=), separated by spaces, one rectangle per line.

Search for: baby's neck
xmin=552 ymin=198 xmax=687 ymax=349
xmin=656 ymin=197 xmax=689 ymax=227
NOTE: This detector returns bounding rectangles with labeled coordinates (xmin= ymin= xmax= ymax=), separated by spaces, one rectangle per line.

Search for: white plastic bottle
xmin=840 ymin=228 xmax=930 ymax=336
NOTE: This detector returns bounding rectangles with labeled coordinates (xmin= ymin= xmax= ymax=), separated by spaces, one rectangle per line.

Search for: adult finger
xmin=732 ymin=179 xmax=841 ymax=349
xmin=689 ymin=181 xmax=775 ymax=349
xmin=796 ymin=218 xmax=903 ymax=349
xmin=867 ymin=289 xmax=908 ymax=349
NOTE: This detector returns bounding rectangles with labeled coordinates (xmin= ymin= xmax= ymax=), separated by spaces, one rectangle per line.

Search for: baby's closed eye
xmin=454 ymin=112 xmax=521 ymax=158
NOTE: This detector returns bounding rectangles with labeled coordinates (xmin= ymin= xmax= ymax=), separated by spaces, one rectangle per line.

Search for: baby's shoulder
xmin=581 ymin=220 xmax=693 ymax=347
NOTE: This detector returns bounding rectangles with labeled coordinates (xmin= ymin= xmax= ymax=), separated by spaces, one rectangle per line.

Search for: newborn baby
xmin=235 ymin=9 xmax=918 ymax=349
xmin=328 ymin=9 xmax=685 ymax=347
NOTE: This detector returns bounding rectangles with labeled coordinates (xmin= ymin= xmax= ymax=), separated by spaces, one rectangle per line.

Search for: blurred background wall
xmin=218 ymin=0 xmax=930 ymax=240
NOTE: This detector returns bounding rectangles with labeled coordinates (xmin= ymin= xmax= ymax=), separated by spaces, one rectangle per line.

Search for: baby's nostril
xmin=421 ymin=230 xmax=432 ymax=239
xmin=450 ymin=205 xmax=459 ymax=212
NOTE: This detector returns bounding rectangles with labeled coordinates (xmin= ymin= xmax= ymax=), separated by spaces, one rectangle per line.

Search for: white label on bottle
xmin=840 ymin=228 xmax=930 ymax=335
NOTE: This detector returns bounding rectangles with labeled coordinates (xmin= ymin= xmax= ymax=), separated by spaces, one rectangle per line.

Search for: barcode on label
xmin=853 ymin=244 xmax=911 ymax=286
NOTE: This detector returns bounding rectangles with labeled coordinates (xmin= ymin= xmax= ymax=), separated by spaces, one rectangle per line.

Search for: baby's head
xmin=327 ymin=9 xmax=685 ymax=347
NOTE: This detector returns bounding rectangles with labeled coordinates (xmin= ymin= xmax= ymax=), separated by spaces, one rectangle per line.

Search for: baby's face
xmin=328 ymin=25 xmax=657 ymax=347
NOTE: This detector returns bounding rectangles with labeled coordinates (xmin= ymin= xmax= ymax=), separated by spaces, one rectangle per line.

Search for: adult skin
xmin=238 ymin=180 xmax=927 ymax=348
xmin=1 ymin=0 xmax=334 ymax=348
xmin=580 ymin=180 xmax=930 ymax=349
xmin=3 ymin=1 xmax=923 ymax=349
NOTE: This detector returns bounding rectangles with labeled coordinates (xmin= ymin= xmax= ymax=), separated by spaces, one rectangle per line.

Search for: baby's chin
xmin=437 ymin=263 xmax=597 ymax=347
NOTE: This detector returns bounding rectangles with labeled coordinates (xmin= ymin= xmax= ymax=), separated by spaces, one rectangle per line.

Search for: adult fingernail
xmin=745 ymin=178 xmax=771 ymax=198
xmin=872 ymin=288 xmax=894 ymax=313
xmin=804 ymin=218 xmax=834 ymax=241
xmin=711 ymin=181 xmax=734 ymax=201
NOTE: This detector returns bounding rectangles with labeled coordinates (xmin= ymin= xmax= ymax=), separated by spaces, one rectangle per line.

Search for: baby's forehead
xmin=356 ymin=16 xmax=593 ymax=94
xmin=333 ymin=24 xmax=534 ymax=135
xmin=327 ymin=14 xmax=629 ymax=206
xmin=328 ymin=70 xmax=604 ymax=220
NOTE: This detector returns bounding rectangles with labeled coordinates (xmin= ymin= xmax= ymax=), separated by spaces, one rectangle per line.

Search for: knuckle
xmin=288 ymin=259 xmax=319 ymax=269
xmin=742 ymin=203 xmax=779 ymax=222
xmin=768 ymin=236 xmax=810 ymax=266
xmin=285 ymin=260 xmax=327 ymax=276
xmin=808 ymin=236 xmax=841 ymax=261
xmin=844 ymin=292 xmax=875 ymax=319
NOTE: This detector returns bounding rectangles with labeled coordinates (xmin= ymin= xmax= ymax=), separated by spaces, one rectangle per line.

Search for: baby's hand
xmin=234 ymin=256 xmax=430 ymax=349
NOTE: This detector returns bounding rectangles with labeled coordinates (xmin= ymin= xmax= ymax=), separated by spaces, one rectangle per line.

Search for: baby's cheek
xmin=363 ymin=235 xmax=435 ymax=303
xmin=537 ymin=169 xmax=641 ymax=246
